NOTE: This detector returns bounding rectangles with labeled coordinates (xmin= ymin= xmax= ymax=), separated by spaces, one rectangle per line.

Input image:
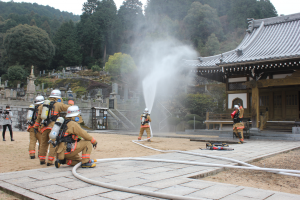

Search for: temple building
xmin=186 ymin=13 xmax=300 ymax=131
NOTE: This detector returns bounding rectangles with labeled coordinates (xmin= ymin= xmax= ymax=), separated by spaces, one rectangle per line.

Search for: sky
xmin=0 ymin=0 xmax=299 ymax=16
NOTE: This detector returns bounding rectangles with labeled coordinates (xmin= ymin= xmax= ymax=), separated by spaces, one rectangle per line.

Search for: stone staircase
xmin=108 ymin=109 xmax=136 ymax=130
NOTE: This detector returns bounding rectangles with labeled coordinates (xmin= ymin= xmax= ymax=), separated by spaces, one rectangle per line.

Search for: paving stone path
xmin=1 ymin=140 xmax=300 ymax=200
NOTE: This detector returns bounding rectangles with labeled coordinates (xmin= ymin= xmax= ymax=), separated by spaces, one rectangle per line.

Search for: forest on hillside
xmin=0 ymin=0 xmax=277 ymax=86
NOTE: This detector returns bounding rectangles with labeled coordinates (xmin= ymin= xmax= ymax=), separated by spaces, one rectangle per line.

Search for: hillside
xmin=0 ymin=1 xmax=80 ymax=22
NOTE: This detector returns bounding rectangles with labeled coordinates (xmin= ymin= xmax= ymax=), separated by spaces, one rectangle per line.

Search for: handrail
xmin=108 ymin=109 xmax=129 ymax=129
xmin=115 ymin=109 xmax=136 ymax=128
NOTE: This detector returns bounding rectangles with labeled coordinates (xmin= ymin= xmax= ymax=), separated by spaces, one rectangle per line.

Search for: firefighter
xmin=53 ymin=105 xmax=97 ymax=168
xmin=138 ymin=108 xmax=152 ymax=142
xmin=231 ymin=105 xmax=244 ymax=144
xmin=34 ymin=89 xmax=70 ymax=166
xmin=27 ymin=96 xmax=44 ymax=159
xmin=238 ymin=103 xmax=244 ymax=118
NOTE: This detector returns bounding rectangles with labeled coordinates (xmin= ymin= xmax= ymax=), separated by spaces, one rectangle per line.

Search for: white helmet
xmin=35 ymin=96 xmax=44 ymax=105
xmin=144 ymin=108 xmax=149 ymax=113
xmin=66 ymin=105 xmax=81 ymax=117
xmin=234 ymin=105 xmax=239 ymax=110
xmin=49 ymin=89 xmax=61 ymax=98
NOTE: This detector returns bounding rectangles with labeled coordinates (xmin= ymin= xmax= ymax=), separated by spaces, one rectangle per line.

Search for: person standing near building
xmin=138 ymin=108 xmax=152 ymax=142
xmin=27 ymin=96 xmax=44 ymax=159
xmin=231 ymin=105 xmax=244 ymax=144
xmin=34 ymin=89 xmax=70 ymax=166
xmin=2 ymin=105 xmax=14 ymax=141
xmin=53 ymin=105 xmax=97 ymax=168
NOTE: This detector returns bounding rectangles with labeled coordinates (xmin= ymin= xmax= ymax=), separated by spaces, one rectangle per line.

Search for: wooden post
xmin=269 ymin=92 xmax=273 ymax=119
xmin=251 ymin=86 xmax=260 ymax=128
xmin=282 ymin=91 xmax=286 ymax=120
xmin=206 ymin=112 xmax=209 ymax=129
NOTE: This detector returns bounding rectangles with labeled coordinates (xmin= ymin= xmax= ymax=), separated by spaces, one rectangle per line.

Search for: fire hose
xmin=72 ymin=125 xmax=300 ymax=200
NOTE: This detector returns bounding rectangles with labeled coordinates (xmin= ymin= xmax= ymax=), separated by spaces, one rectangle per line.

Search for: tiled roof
xmin=186 ymin=13 xmax=300 ymax=68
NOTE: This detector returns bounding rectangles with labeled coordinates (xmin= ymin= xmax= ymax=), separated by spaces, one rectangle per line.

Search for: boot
xmin=3 ymin=138 xmax=5 ymax=141
xmin=40 ymin=160 xmax=45 ymax=165
xmin=11 ymin=138 xmax=14 ymax=141
xmin=138 ymin=137 xmax=141 ymax=140
xmin=30 ymin=155 xmax=35 ymax=159
xmin=238 ymin=141 xmax=244 ymax=144
xmin=147 ymin=139 xmax=151 ymax=142
xmin=55 ymin=160 xmax=60 ymax=168
xmin=81 ymin=160 xmax=96 ymax=168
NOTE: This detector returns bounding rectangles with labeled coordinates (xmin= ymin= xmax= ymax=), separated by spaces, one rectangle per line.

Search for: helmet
xmin=68 ymin=100 xmax=74 ymax=105
xmin=49 ymin=89 xmax=61 ymax=98
xmin=234 ymin=105 xmax=239 ymax=110
xmin=66 ymin=105 xmax=81 ymax=117
xmin=144 ymin=108 xmax=149 ymax=113
xmin=35 ymin=96 xmax=44 ymax=105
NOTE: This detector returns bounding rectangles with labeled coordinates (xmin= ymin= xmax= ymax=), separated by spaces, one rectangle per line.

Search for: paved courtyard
xmin=1 ymin=140 xmax=300 ymax=200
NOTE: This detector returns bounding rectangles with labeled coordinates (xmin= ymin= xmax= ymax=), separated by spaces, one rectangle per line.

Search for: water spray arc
xmin=71 ymin=39 xmax=300 ymax=199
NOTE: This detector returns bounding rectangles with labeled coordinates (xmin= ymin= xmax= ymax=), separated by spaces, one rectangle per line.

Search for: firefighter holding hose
xmin=138 ymin=108 xmax=152 ymax=142
xmin=231 ymin=105 xmax=244 ymax=144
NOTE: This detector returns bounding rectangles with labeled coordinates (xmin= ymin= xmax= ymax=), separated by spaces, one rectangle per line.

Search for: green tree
xmin=53 ymin=20 xmax=82 ymax=67
xmin=7 ymin=64 xmax=27 ymax=81
xmin=78 ymin=0 xmax=118 ymax=67
xmin=91 ymin=65 xmax=101 ymax=72
xmin=202 ymin=33 xmax=220 ymax=56
xmin=104 ymin=52 xmax=136 ymax=76
xmin=180 ymin=93 xmax=216 ymax=117
xmin=3 ymin=24 xmax=55 ymax=70
xmin=183 ymin=2 xmax=223 ymax=45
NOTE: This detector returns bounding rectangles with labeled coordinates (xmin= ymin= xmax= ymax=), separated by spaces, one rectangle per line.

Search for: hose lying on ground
xmin=72 ymin=125 xmax=300 ymax=200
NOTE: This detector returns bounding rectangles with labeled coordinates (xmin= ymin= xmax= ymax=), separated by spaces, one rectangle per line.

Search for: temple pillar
xmin=251 ymin=86 xmax=260 ymax=129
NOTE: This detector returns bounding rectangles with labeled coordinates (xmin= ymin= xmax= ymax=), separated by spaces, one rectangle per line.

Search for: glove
xmin=34 ymin=128 xmax=38 ymax=134
xmin=93 ymin=142 xmax=97 ymax=149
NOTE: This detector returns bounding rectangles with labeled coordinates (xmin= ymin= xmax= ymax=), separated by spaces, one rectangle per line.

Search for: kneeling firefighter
xmin=138 ymin=108 xmax=152 ymax=142
xmin=231 ymin=105 xmax=244 ymax=144
xmin=49 ymin=105 xmax=97 ymax=168
xmin=27 ymin=96 xmax=44 ymax=159
xmin=34 ymin=89 xmax=70 ymax=166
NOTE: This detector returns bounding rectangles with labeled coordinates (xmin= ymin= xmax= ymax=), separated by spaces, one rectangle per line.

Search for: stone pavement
xmin=1 ymin=140 xmax=300 ymax=200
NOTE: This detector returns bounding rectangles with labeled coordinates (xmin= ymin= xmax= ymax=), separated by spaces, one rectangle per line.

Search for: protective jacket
xmin=55 ymin=120 xmax=97 ymax=161
xmin=35 ymin=97 xmax=70 ymax=132
xmin=27 ymin=104 xmax=41 ymax=131
xmin=140 ymin=114 xmax=151 ymax=128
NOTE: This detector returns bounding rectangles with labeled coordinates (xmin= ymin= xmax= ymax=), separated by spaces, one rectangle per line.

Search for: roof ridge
xmin=252 ymin=12 xmax=300 ymax=28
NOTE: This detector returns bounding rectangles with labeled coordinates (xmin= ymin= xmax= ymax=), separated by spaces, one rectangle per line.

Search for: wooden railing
xmin=260 ymin=111 xmax=269 ymax=130
xmin=206 ymin=112 xmax=251 ymax=121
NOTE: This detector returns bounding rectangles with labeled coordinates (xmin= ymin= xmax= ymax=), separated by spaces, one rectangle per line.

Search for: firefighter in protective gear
xmin=138 ymin=108 xmax=152 ymax=142
xmin=231 ymin=105 xmax=244 ymax=144
xmin=54 ymin=106 xmax=97 ymax=168
xmin=238 ymin=103 xmax=244 ymax=118
xmin=27 ymin=96 xmax=44 ymax=159
xmin=35 ymin=89 xmax=70 ymax=166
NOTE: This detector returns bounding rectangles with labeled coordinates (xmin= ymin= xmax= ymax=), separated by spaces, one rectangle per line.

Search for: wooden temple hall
xmin=186 ymin=13 xmax=300 ymax=132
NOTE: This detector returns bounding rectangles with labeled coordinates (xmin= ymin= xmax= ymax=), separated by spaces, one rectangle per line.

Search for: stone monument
xmin=26 ymin=66 xmax=36 ymax=101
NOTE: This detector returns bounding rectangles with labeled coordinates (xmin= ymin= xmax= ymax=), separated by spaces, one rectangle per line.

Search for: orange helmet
xmin=68 ymin=100 xmax=74 ymax=105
